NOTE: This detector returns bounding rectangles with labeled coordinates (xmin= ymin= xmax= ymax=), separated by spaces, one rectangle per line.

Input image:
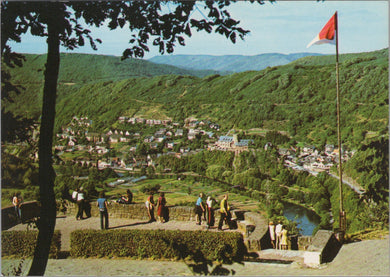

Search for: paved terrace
xmin=7 ymin=215 xmax=229 ymax=251
xmin=3 ymin=214 xmax=389 ymax=276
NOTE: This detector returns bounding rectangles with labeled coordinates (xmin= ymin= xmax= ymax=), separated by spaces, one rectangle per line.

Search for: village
xmin=53 ymin=116 xmax=354 ymax=177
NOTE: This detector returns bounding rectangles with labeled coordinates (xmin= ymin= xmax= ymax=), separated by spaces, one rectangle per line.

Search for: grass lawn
xmin=105 ymin=177 xmax=260 ymax=212
xmin=1 ymin=177 xmax=260 ymax=212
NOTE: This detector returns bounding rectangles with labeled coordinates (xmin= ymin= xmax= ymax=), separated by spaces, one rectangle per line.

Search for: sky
xmin=7 ymin=1 xmax=389 ymax=59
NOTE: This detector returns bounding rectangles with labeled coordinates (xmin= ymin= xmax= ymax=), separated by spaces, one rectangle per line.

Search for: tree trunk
xmin=28 ymin=12 xmax=60 ymax=276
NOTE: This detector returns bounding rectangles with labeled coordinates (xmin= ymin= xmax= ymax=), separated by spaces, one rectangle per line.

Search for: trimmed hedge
xmin=2 ymin=230 xmax=61 ymax=258
xmin=70 ymin=229 xmax=247 ymax=262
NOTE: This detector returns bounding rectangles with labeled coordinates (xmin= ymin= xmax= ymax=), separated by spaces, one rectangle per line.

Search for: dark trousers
xmin=100 ymin=210 xmax=109 ymax=229
xmin=218 ymin=211 xmax=231 ymax=230
xmin=147 ymin=207 xmax=155 ymax=221
xmin=195 ymin=205 xmax=203 ymax=224
xmin=14 ymin=206 xmax=21 ymax=221
xmin=207 ymin=207 xmax=215 ymax=227
xmin=76 ymin=200 xmax=84 ymax=219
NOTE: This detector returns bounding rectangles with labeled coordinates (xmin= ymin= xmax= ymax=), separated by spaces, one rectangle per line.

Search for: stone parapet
xmin=304 ymin=230 xmax=342 ymax=267
xmin=298 ymin=235 xmax=313 ymax=250
xmin=240 ymin=211 xmax=269 ymax=251
xmin=2 ymin=201 xmax=40 ymax=230
xmin=2 ymin=205 xmax=18 ymax=230
xmin=66 ymin=201 xmax=197 ymax=221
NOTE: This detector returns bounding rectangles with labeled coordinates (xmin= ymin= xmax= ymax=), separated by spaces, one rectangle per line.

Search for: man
xmin=97 ymin=191 xmax=109 ymax=229
xmin=218 ymin=194 xmax=231 ymax=231
xmin=76 ymin=187 xmax=85 ymax=220
xmin=195 ymin=192 xmax=206 ymax=225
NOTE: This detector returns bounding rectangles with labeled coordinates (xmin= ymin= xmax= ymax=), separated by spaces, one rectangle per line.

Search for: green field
xmin=103 ymin=177 xmax=260 ymax=212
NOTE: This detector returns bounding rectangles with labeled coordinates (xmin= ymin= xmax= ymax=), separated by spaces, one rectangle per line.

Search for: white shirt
xmin=77 ymin=192 xmax=84 ymax=201
xmin=275 ymin=224 xmax=283 ymax=236
xmin=269 ymin=224 xmax=275 ymax=240
xmin=206 ymin=197 xmax=214 ymax=208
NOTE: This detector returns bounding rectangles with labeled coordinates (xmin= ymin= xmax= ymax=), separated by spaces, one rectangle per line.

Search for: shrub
xmin=70 ymin=229 xmax=246 ymax=262
xmin=2 ymin=230 xmax=61 ymax=258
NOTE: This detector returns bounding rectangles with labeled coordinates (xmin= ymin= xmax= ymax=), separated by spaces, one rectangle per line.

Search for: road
xmin=328 ymin=172 xmax=365 ymax=195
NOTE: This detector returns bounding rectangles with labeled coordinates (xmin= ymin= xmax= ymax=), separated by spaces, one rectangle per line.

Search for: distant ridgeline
xmin=148 ymin=52 xmax=324 ymax=73
xmin=3 ymin=48 xmax=388 ymax=148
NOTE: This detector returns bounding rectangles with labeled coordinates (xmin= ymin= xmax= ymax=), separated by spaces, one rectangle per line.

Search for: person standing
xmin=76 ymin=187 xmax=85 ymax=220
xmin=97 ymin=191 xmax=109 ymax=229
xmin=280 ymin=225 xmax=288 ymax=250
xmin=275 ymin=221 xmax=283 ymax=250
xmin=156 ymin=192 xmax=166 ymax=223
xmin=195 ymin=192 xmax=206 ymax=225
xmin=145 ymin=192 xmax=155 ymax=222
xmin=71 ymin=188 xmax=78 ymax=203
xmin=12 ymin=192 xmax=22 ymax=221
xmin=268 ymin=221 xmax=276 ymax=249
xmin=206 ymin=196 xmax=216 ymax=229
xmin=218 ymin=194 xmax=231 ymax=231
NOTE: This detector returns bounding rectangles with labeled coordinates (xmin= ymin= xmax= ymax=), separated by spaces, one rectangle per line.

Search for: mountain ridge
xmin=149 ymin=52 xmax=324 ymax=72
xmin=3 ymin=49 xmax=388 ymax=149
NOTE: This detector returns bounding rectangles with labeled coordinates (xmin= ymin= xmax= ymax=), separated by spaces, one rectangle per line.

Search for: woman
xmin=206 ymin=196 xmax=216 ymax=228
xmin=280 ymin=225 xmax=288 ymax=250
xmin=156 ymin=192 xmax=166 ymax=223
xmin=97 ymin=191 xmax=109 ymax=229
xmin=145 ymin=192 xmax=155 ymax=222
xmin=268 ymin=221 xmax=276 ymax=248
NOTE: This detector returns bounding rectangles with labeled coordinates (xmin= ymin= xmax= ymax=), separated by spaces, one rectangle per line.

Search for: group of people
xmin=74 ymin=188 xmax=133 ymax=230
xmin=72 ymin=187 xmax=91 ymax=220
xmin=268 ymin=221 xmax=288 ymax=250
xmin=145 ymin=191 xmax=167 ymax=223
xmin=95 ymin=190 xmax=168 ymax=230
xmin=73 ymin=187 xmax=234 ymax=231
xmin=195 ymin=193 xmax=232 ymax=231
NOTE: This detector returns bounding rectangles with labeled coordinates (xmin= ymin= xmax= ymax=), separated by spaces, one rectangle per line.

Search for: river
xmin=283 ymin=202 xmax=321 ymax=236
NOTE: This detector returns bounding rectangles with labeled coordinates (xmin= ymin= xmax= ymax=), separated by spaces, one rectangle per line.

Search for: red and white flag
xmin=307 ymin=12 xmax=337 ymax=48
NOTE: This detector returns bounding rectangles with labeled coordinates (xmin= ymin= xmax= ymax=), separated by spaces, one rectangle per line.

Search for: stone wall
xmin=66 ymin=201 xmax=197 ymax=222
xmin=303 ymin=230 xmax=342 ymax=267
xmin=2 ymin=201 xmax=40 ymax=230
xmin=298 ymin=236 xmax=313 ymax=250
xmin=2 ymin=205 xmax=18 ymax=230
xmin=237 ymin=211 xmax=269 ymax=251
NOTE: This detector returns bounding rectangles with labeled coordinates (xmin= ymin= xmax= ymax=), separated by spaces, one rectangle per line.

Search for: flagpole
xmin=335 ymin=11 xmax=346 ymax=237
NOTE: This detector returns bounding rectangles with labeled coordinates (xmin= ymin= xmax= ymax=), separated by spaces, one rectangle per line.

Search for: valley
xmin=2 ymin=49 xmax=388 ymax=237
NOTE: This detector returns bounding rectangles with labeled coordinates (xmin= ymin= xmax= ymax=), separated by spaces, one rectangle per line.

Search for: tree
xmin=2 ymin=1 xmax=273 ymax=275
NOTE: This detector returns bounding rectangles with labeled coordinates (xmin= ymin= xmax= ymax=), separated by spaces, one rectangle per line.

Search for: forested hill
xmin=3 ymin=48 xmax=388 ymax=149
xmin=4 ymin=53 xmax=223 ymax=85
xmin=149 ymin=53 xmax=323 ymax=72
